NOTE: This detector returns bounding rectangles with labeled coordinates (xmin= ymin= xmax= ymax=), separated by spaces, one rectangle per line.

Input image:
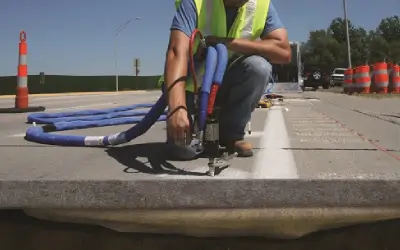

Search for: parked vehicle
xmin=302 ymin=68 xmax=330 ymax=91
xmin=330 ymin=68 xmax=346 ymax=87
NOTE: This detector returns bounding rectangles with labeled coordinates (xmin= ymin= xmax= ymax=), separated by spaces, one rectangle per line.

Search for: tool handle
xmin=207 ymin=84 xmax=219 ymax=115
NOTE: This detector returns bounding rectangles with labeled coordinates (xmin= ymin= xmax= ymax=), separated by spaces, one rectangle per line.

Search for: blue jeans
xmin=186 ymin=55 xmax=272 ymax=141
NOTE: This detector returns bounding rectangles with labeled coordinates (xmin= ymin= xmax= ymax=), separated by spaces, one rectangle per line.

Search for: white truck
xmin=330 ymin=68 xmax=347 ymax=87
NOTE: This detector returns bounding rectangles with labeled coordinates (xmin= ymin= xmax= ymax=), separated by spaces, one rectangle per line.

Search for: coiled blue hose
xmin=24 ymin=43 xmax=228 ymax=147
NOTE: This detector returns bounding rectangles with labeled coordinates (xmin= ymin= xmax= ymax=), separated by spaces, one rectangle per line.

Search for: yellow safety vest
xmin=158 ymin=0 xmax=270 ymax=92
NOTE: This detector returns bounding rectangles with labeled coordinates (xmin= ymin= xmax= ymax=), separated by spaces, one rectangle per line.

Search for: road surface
xmin=0 ymin=90 xmax=400 ymax=242
xmin=1 ymin=90 xmax=399 ymax=181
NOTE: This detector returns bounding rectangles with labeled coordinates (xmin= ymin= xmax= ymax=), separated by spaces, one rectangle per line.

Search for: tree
xmin=327 ymin=18 xmax=354 ymax=44
xmin=326 ymin=18 xmax=369 ymax=67
xmin=389 ymin=41 xmax=400 ymax=64
xmin=350 ymin=27 xmax=369 ymax=66
xmin=302 ymin=29 xmax=342 ymax=71
xmin=368 ymin=30 xmax=390 ymax=63
xmin=377 ymin=16 xmax=400 ymax=63
xmin=376 ymin=16 xmax=400 ymax=42
xmin=301 ymin=15 xmax=400 ymax=72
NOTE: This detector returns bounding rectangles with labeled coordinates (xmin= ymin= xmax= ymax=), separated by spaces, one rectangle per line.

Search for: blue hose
xmin=198 ymin=46 xmax=217 ymax=132
xmin=197 ymin=44 xmax=228 ymax=131
xmin=25 ymin=96 xmax=168 ymax=146
xmin=25 ymin=43 xmax=228 ymax=147
xmin=213 ymin=44 xmax=229 ymax=85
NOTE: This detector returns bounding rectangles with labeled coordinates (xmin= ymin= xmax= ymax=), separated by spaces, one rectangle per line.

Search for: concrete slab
xmin=2 ymin=90 xmax=400 ymax=238
xmin=284 ymin=102 xmax=400 ymax=180
xmin=305 ymin=91 xmax=400 ymax=152
xmin=1 ymin=92 xmax=400 ymax=210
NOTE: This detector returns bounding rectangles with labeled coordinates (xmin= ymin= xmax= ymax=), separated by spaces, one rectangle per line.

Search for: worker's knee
xmin=242 ymin=55 xmax=272 ymax=82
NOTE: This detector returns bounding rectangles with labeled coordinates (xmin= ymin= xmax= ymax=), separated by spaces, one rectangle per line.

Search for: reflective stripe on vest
xmin=159 ymin=0 xmax=270 ymax=92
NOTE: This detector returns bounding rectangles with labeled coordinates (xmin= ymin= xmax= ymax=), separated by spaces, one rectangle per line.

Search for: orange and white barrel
xmin=15 ymin=31 xmax=29 ymax=109
xmin=371 ymin=62 xmax=389 ymax=94
xmin=389 ymin=64 xmax=400 ymax=93
xmin=353 ymin=65 xmax=371 ymax=93
xmin=343 ymin=68 xmax=353 ymax=94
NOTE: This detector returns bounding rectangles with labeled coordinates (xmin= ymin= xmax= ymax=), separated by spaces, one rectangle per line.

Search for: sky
xmin=0 ymin=0 xmax=398 ymax=76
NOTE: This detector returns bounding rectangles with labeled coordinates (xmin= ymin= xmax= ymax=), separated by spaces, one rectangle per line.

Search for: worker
xmin=163 ymin=0 xmax=291 ymax=157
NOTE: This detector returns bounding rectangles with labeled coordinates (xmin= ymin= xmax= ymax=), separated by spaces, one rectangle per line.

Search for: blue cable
xmin=197 ymin=44 xmax=228 ymax=131
xmin=198 ymin=46 xmax=217 ymax=132
xmin=24 ymin=44 xmax=228 ymax=147
xmin=213 ymin=44 xmax=229 ymax=85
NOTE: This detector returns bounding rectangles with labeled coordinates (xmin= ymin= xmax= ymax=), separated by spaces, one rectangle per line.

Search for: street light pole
xmin=114 ymin=17 xmax=140 ymax=92
xmin=114 ymin=36 xmax=118 ymax=92
xmin=343 ymin=0 xmax=352 ymax=68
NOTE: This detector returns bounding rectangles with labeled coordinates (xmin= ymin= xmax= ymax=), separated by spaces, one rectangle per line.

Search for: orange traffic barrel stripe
xmin=343 ymin=68 xmax=353 ymax=94
xmin=389 ymin=64 xmax=400 ymax=93
xmin=372 ymin=62 xmax=389 ymax=94
xmin=353 ymin=65 xmax=371 ymax=93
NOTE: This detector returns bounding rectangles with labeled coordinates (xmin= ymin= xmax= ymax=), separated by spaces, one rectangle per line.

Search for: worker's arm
xmin=164 ymin=0 xmax=197 ymax=110
xmin=206 ymin=2 xmax=291 ymax=64
xmin=164 ymin=30 xmax=189 ymax=109
xmin=212 ymin=29 xmax=291 ymax=63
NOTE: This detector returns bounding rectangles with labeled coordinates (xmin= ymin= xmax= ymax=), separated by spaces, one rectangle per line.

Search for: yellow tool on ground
xmin=257 ymin=96 xmax=273 ymax=108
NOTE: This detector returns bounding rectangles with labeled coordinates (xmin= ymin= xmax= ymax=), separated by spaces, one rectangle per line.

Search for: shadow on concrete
xmin=105 ymin=143 xmax=207 ymax=176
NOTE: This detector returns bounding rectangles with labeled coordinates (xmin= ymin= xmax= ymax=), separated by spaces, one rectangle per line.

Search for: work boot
xmin=222 ymin=139 xmax=253 ymax=157
xmin=233 ymin=140 xmax=253 ymax=157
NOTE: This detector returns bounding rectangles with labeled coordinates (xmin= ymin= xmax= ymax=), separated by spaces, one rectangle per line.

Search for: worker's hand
xmin=205 ymin=36 xmax=231 ymax=46
xmin=205 ymin=36 xmax=220 ymax=46
xmin=167 ymin=107 xmax=192 ymax=145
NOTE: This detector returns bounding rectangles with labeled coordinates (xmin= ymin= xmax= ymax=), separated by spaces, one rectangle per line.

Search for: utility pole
xmin=134 ymin=58 xmax=140 ymax=76
xmin=114 ymin=17 xmax=140 ymax=92
xmin=343 ymin=0 xmax=352 ymax=68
